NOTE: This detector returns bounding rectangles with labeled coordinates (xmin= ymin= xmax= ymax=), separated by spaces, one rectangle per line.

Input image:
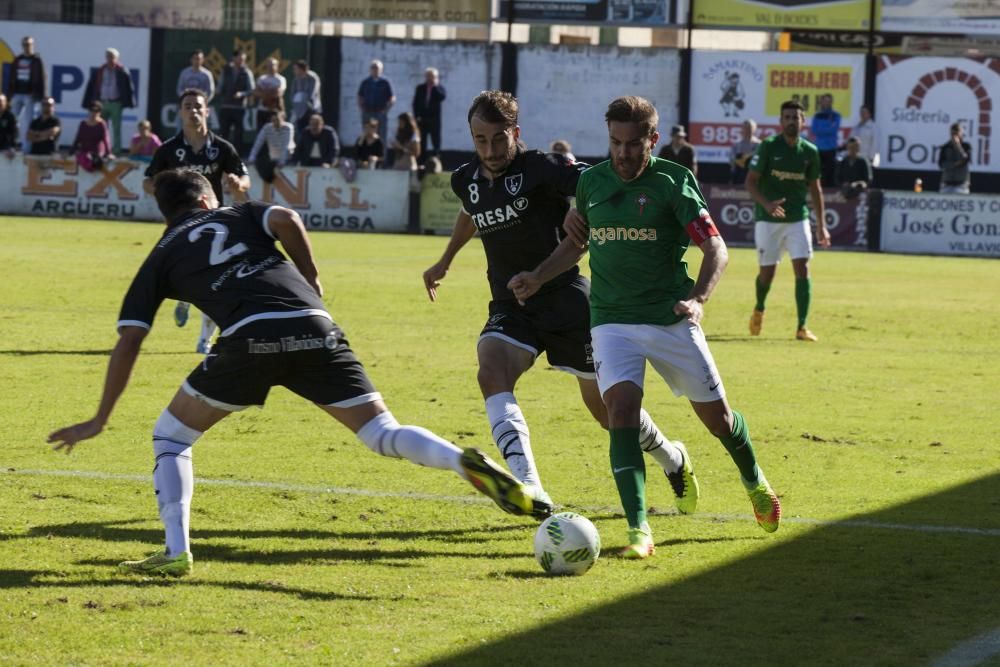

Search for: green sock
xmin=718 ymin=410 xmax=761 ymax=485
xmin=795 ymin=277 xmax=811 ymax=329
xmin=755 ymin=276 xmax=771 ymax=312
xmin=609 ymin=428 xmax=647 ymax=529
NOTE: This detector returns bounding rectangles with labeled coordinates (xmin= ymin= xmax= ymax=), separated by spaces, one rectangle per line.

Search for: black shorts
xmin=479 ymin=277 xmax=595 ymax=377
xmin=184 ymin=316 xmax=379 ymax=410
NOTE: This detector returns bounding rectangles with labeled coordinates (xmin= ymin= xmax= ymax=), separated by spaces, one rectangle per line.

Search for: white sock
xmin=152 ymin=410 xmax=201 ymax=557
xmin=485 ymin=392 xmax=539 ymax=487
xmin=639 ymin=409 xmax=682 ymax=472
xmin=356 ymin=412 xmax=465 ymax=476
xmin=199 ymin=312 xmax=216 ymax=343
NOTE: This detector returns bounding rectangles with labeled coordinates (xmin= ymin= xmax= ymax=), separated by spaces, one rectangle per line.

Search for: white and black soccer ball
xmin=533 ymin=512 xmax=601 ymax=576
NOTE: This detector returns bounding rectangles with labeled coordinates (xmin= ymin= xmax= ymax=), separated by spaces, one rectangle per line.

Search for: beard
xmin=483 ymin=144 xmax=517 ymax=177
xmin=611 ymin=146 xmax=651 ymax=181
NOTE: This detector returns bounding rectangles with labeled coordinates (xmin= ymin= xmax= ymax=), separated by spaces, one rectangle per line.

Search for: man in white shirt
xmin=849 ymin=105 xmax=879 ymax=168
xmin=249 ymin=110 xmax=295 ymax=183
xmin=254 ymin=58 xmax=287 ymax=131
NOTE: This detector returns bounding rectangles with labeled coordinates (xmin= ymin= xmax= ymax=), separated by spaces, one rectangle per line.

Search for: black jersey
xmin=145 ymin=131 xmax=248 ymax=203
xmin=451 ymin=149 xmax=588 ymax=301
xmin=118 ymin=202 xmax=329 ymax=337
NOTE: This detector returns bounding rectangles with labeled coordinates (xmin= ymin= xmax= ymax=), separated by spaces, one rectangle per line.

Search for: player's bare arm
xmin=745 ymin=171 xmax=785 ymax=219
xmin=809 ymin=178 xmax=831 ymax=247
xmin=562 ymin=207 xmax=588 ymax=248
xmin=422 ymin=210 xmax=476 ymax=302
xmin=47 ymin=326 xmax=148 ymax=452
xmin=507 ymin=235 xmax=588 ymax=306
xmin=268 ymin=207 xmax=323 ymax=296
xmin=673 ymin=235 xmax=729 ymax=326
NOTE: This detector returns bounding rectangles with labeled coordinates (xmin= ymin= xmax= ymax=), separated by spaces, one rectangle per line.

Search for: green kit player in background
xmin=509 ymin=96 xmax=781 ymax=559
xmin=745 ymin=99 xmax=831 ymax=341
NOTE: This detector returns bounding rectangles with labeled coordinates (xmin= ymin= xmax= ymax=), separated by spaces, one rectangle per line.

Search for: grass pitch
xmin=1 ymin=215 xmax=998 ymax=666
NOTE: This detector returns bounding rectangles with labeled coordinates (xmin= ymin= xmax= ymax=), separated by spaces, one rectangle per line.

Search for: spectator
xmin=357 ymin=59 xmax=395 ymax=137
xmin=729 ymin=118 xmax=761 ymax=184
xmin=128 ymin=119 xmax=162 ymax=163
xmin=389 ymin=112 xmax=420 ymax=172
xmin=248 ymin=110 xmax=295 ymax=184
xmin=657 ymin=124 xmax=697 ymax=176
xmin=217 ymin=50 xmax=255 ymax=150
xmin=0 ymin=94 xmax=18 ymax=158
xmin=355 ymin=118 xmax=384 ymax=169
xmin=289 ymin=60 xmax=322 ymax=133
xmin=849 ymin=105 xmax=879 ymax=168
xmin=4 ymin=36 xmax=46 ymax=151
xmin=549 ymin=138 xmax=576 ymax=164
xmin=412 ymin=67 xmax=446 ymax=162
xmin=82 ymin=48 xmax=136 ymax=154
xmin=293 ymin=113 xmax=339 ymax=167
xmin=176 ymin=49 xmax=215 ymax=102
xmin=71 ymin=100 xmax=113 ymax=172
xmin=938 ymin=122 xmax=972 ymax=194
xmin=27 ymin=97 xmax=60 ymax=155
xmin=810 ymin=93 xmax=841 ymax=186
xmin=254 ymin=57 xmax=286 ymax=131
xmin=835 ymin=137 xmax=873 ymax=200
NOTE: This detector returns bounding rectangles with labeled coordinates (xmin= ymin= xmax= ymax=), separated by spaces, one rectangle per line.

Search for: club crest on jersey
xmin=504 ymin=174 xmax=523 ymax=196
xmin=637 ymin=193 xmax=649 ymax=215
xmin=206 ymin=145 xmax=219 ymax=160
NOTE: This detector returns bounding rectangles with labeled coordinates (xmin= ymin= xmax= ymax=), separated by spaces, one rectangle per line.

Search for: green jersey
xmin=578 ymin=156 xmax=719 ymax=328
xmin=749 ymin=133 xmax=820 ymax=223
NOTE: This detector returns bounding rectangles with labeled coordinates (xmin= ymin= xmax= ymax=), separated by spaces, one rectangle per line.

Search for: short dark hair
xmin=294 ymin=59 xmax=308 ymax=70
xmin=846 ymin=136 xmax=859 ymax=145
xmin=950 ymin=122 xmax=962 ymax=133
xmin=191 ymin=49 xmax=204 ymax=57
xmin=780 ymin=100 xmax=806 ymax=114
xmin=232 ymin=49 xmax=246 ymax=58
xmin=467 ymin=90 xmax=518 ymax=128
xmin=605 ymin=96 xmax=658 ymax=137
xmin=178 ymin=88 xmax=206 ymax=106
xmin=153 ymin=170 xmax=215 ymax=222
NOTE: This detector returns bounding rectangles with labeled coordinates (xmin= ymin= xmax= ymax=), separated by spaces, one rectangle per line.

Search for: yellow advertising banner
xmin=692 ymin=0 xmax=873 ymax=31
xmin=420 ymin=172 xmax=463 ymax=233
xmin=764 ymin=64 xmax=855 ymax=117
xmin=311 ymin=0 xmax=490 ymax=24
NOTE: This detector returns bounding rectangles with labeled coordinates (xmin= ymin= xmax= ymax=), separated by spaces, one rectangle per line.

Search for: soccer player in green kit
xmin=745 ymin=99 xmax=831 ymax=341
xmin=509 ymin=96 xmax=781 ymax=558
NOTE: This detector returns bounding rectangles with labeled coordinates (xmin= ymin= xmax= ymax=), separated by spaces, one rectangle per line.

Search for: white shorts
xmin=754 ymin=219 xmax=813 ymax=266
xmin=591 ymin=321 xmax=725 ymax=403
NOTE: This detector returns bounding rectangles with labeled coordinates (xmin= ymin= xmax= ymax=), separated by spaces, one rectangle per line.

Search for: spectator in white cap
xmin=83 ymin=47 xmax=136 ymax=153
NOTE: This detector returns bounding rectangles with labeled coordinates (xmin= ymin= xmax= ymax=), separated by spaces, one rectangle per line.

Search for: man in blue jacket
xmin=810 ymin=94 xmax=841 ymax=187
xmin=82 ymin=48 xmax=136 ymax=154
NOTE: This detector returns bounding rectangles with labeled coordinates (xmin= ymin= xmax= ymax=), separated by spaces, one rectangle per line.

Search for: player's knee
xmin=152 ymin=409 xmax=202 ymax=456
xmin=476 ymin=363 xmax=515 ymax=395
xmin=356 ymin=411 xmax=404 ymax=458
xmin=603 ymin=385 xmax=642 ymax=428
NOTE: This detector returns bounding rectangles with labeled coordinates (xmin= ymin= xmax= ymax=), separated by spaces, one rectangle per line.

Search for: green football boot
xmin=119 ymin=550 xmax=193 ymax=577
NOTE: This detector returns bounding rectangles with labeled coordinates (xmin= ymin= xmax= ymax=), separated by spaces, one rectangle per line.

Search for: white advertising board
xmin=880 ymin=0 xmax=1000 ymax=35
xmin=339 ymin=38 xmax=500 ymax=152
xmin=0 ymin=20 xmax=151 ymax=146
xmin=689 ymin=51 xmax=866 ymax=163
xmin=515 ymin=44 xmax=680 ymax=157
xmin=880 ymin=191 xmax=1000 ymax=258
xmin=875 ymin=56 xmax=1000 ymax=174
xmin=0 ymin=157 xmax=410 ymax=233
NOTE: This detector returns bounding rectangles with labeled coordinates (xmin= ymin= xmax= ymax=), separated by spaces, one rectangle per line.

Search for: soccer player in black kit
xmin=423 ymin=91 xmax=698 ymax=517
xmin=48 ymin=169 xmax=535 ymax=577
xmin=144 ymin=88 xmax=252 ymax=354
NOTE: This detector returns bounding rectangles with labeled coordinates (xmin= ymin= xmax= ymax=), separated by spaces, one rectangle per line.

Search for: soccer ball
xmin=533 ymin=512 xmax=601 ymax=576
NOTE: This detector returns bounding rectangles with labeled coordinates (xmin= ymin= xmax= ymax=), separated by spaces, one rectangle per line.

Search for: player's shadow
xmin=0 ymin=568 xmax=376 ymax=602
xmin=430 ymin=472 xmax=1000 ymax=665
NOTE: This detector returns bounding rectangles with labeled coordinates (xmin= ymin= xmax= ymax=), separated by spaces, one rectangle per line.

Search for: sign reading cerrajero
xmin=310 ymin=0 xmax=490 ymax=24
xmin=692 ymin=0 xmax=872 ymax=31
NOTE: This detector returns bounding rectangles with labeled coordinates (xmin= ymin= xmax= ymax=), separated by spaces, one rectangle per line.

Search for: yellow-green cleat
xmin=746 ymin=475 xmax=781 ymax=533
xmin=619 ymin=523 xmax=655 ymax=559
xmin=119 ymin=550 xmax=193 ymax=577
xmin=461 ymin=448 xmax=534 ymax=517
xmin=666 ymin=441 xmax=700 ymax=515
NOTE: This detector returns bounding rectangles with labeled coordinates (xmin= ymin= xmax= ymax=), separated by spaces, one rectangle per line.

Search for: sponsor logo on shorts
xmin=590 ymin=226 xmax=658 ymax=245
xmin=247 ymin=334 xmax=337 ymax=354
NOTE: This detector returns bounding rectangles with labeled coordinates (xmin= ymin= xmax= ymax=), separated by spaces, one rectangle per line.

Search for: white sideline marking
xmin=4 ymin=467 xmax=1000 ymax=538
xmin=930 ymin=627 xmax=1000 ymax=667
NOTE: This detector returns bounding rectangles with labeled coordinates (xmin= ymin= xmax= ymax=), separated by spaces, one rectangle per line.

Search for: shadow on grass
xmin=0 ymin=569 xmax=375 ymax=602
xmin=0 ymin=349 xmax=192 ymax=356
xmin=430 ymin=473 xmax=1000 ymax=666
